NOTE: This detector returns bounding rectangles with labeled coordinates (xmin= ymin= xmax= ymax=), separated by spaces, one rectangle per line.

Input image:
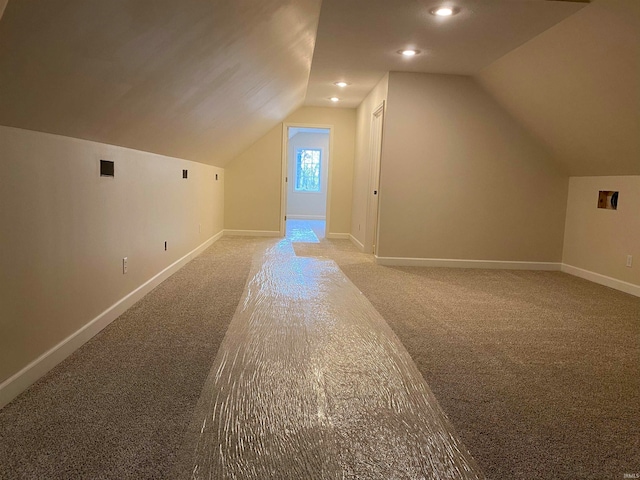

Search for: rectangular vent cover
xmin=100 ymin=160 xmax=114 ymax=177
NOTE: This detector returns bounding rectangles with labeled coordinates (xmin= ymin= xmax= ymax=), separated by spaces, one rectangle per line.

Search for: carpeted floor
xmin=294 ymin=240 xmax=640 ymax=480
xmin=0 ymin=237 xmax=261 ymax=479
xmin=1 ymin=234 xmax=638 ymax=479
xmin=175 ymin=239 xmax=483 ymax=479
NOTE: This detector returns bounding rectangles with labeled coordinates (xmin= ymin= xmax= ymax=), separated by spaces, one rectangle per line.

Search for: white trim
xmin=286 ymin=215 xmax=326 ymax=221
xmin=375 ymin=256 xmax=562 ymax=271
xmin=280 ymin=124 xmax=288 ymax=237
xmin=224 ymin=229 xmax=281 ymax=237
xmin=0 ymin=231 xmax=224 ymax=410
xmin=350 ymin=235 xmax=365 ymax=252
xmin=561 ymin=264 xmax=640 ymax=297
xmin=326 ymin=233 xmax=350 ymax=240
xmin=349 ymin=235 xmax=364 ymax=252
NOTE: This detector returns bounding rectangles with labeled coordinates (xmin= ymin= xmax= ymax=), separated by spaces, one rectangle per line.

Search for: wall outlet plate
xmin=123 ymin=257 xmax=128 ymax=274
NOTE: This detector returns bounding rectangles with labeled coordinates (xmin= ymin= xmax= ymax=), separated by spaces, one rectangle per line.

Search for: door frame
xmin=280 ymin=123 xmax=335 ymax=237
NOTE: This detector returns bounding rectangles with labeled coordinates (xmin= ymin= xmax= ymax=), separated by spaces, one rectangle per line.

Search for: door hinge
xmin=285 ymin=215 xmax=287 ymax=221
xmin=286 ymin=176 xmax=288 ymax=182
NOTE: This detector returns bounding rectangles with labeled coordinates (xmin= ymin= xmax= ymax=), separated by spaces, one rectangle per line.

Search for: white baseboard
xmin=375 ymin=256 xmax=562 ymax=271
xmin=326 ymin=233 xmax=350 ymax=240
xmin=223 ymin=229 xmax=281 ymax=237
xmin=0 ymin=231 xmax=224 ymax=410
xmin=286 ymin=215 xmax=326 ymax=221
xmin=350 ymin=235 xmax=365 ymax=252
xmin=561 ymin=264 xmax=640 ymax=297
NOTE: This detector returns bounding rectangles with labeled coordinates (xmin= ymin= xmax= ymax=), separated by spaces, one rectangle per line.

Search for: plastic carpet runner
xmin=180 ymin=239 xmax=484 ymax=479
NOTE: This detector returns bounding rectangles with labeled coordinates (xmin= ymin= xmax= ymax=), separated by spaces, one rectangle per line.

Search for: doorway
xmin=280 ymin=125 xmax=333 ymax=240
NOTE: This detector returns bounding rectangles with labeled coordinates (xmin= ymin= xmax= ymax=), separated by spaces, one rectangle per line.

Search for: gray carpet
xmin=0 ymin=237 xmax=261 ymax=480
xmin=1 ymin=235 xmax=638 ymax=479
xmin=293 ymin=240 xmax=640 ymax=480
xmin=175 ymin=239 xmax=483 ymax=479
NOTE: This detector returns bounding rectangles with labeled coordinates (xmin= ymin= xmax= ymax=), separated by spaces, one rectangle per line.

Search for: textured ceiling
xmin=0 ymin=0 xmax=321 ymax=167
xmin=304 ymin=0 xmax=585 ymax=108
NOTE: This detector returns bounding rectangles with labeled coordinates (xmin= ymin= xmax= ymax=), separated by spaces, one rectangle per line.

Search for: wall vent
xmin=100 ymin=160 xmax=114 ymax=177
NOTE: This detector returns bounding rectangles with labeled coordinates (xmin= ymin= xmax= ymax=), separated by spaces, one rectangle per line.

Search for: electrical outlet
xmin=626 ymin=255 xmax=633 ymax=268
xmin=123 ymin=257 xmax=128 ymax=274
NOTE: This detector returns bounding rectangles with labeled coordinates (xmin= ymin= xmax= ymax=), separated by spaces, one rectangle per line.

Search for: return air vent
xmin=100 ymin=160 xmax=114 ymax=177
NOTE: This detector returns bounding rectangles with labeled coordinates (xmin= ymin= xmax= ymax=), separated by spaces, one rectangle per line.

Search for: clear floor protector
xmin=182 ymin=239 xmax=484 ymax=479
xmin=285 ymin=219 xmax=324 ymax=243
xmin=285 ymin=225 xmax=320 ymax=243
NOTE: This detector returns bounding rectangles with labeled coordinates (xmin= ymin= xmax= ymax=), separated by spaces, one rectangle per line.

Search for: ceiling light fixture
xmin=430 ymin=6 xmax=459 ymax=16
xmin=330 ymin=97 xmax=340 ymax=102
xmin=398 ymin=49 xmax=421 ymax=57
xmin=334 ymin=81 xmax=349 ymax=88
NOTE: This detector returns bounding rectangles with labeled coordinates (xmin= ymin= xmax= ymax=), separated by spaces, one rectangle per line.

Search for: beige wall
xmin=286 ymin=107 xmax=356 ymax=235
xmin=224 ymin=106 xmax=356 ymax=236
xmin=377 ymin=72 xmax=568 ymax=262
xmin=287 ymin=132 xmax=330 ymax=219
xmin=351 ymin=74 xmax=389 ymax=248
xmin=563 ymin=176 xmax=639 ymax=286
xmin=477 ymin=0 xmax=640 ymax=176
xmin=0 ymin=126 xmax=223 ymax=385
xmin=224 ymin=124 xmax=283 ymax=233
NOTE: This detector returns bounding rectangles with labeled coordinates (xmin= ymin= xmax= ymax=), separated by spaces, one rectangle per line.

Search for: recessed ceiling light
xmin=398 ymin=49 xmax=421 ymax=57
xmin=334 ymin=81 xmax=349 ymax=88
xmin=430 ymin=6 xmax=459 ymax=16
xmin=329 ymin=97 xmax=340 ymax=102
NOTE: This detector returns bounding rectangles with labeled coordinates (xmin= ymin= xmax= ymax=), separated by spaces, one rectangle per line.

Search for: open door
xmin=280 ymin=123 xmax=334 ymax=237
xmin=365 ymin=102 xmax=385 ymax=254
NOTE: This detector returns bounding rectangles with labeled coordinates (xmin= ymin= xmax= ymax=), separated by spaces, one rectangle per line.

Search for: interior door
xmin=367 ymin=103 xmax=384 ymax=254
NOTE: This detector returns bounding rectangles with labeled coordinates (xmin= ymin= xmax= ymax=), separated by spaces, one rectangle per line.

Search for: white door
xmin=366 ymin=103 xmax=384 ymax=254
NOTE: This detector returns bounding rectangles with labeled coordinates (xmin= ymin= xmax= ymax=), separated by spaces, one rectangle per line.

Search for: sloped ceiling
xmin=305 ymin=0 xmax=585 ymax=108
xmin=0 ymin=0 xmax=321 ymax=167
xmin=478 ymin=0 xmax=639 ymax=176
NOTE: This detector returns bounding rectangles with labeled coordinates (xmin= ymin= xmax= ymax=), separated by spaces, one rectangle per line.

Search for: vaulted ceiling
xmin=0 ymin=0 xmax=322 ymax=166
xmin=478 ymin=0 xmax=640 ymax=175
xmin=0 ymin=0 xmax=637 ymax=174
xmin=304 ymin=0 xmax=584 ymax=107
